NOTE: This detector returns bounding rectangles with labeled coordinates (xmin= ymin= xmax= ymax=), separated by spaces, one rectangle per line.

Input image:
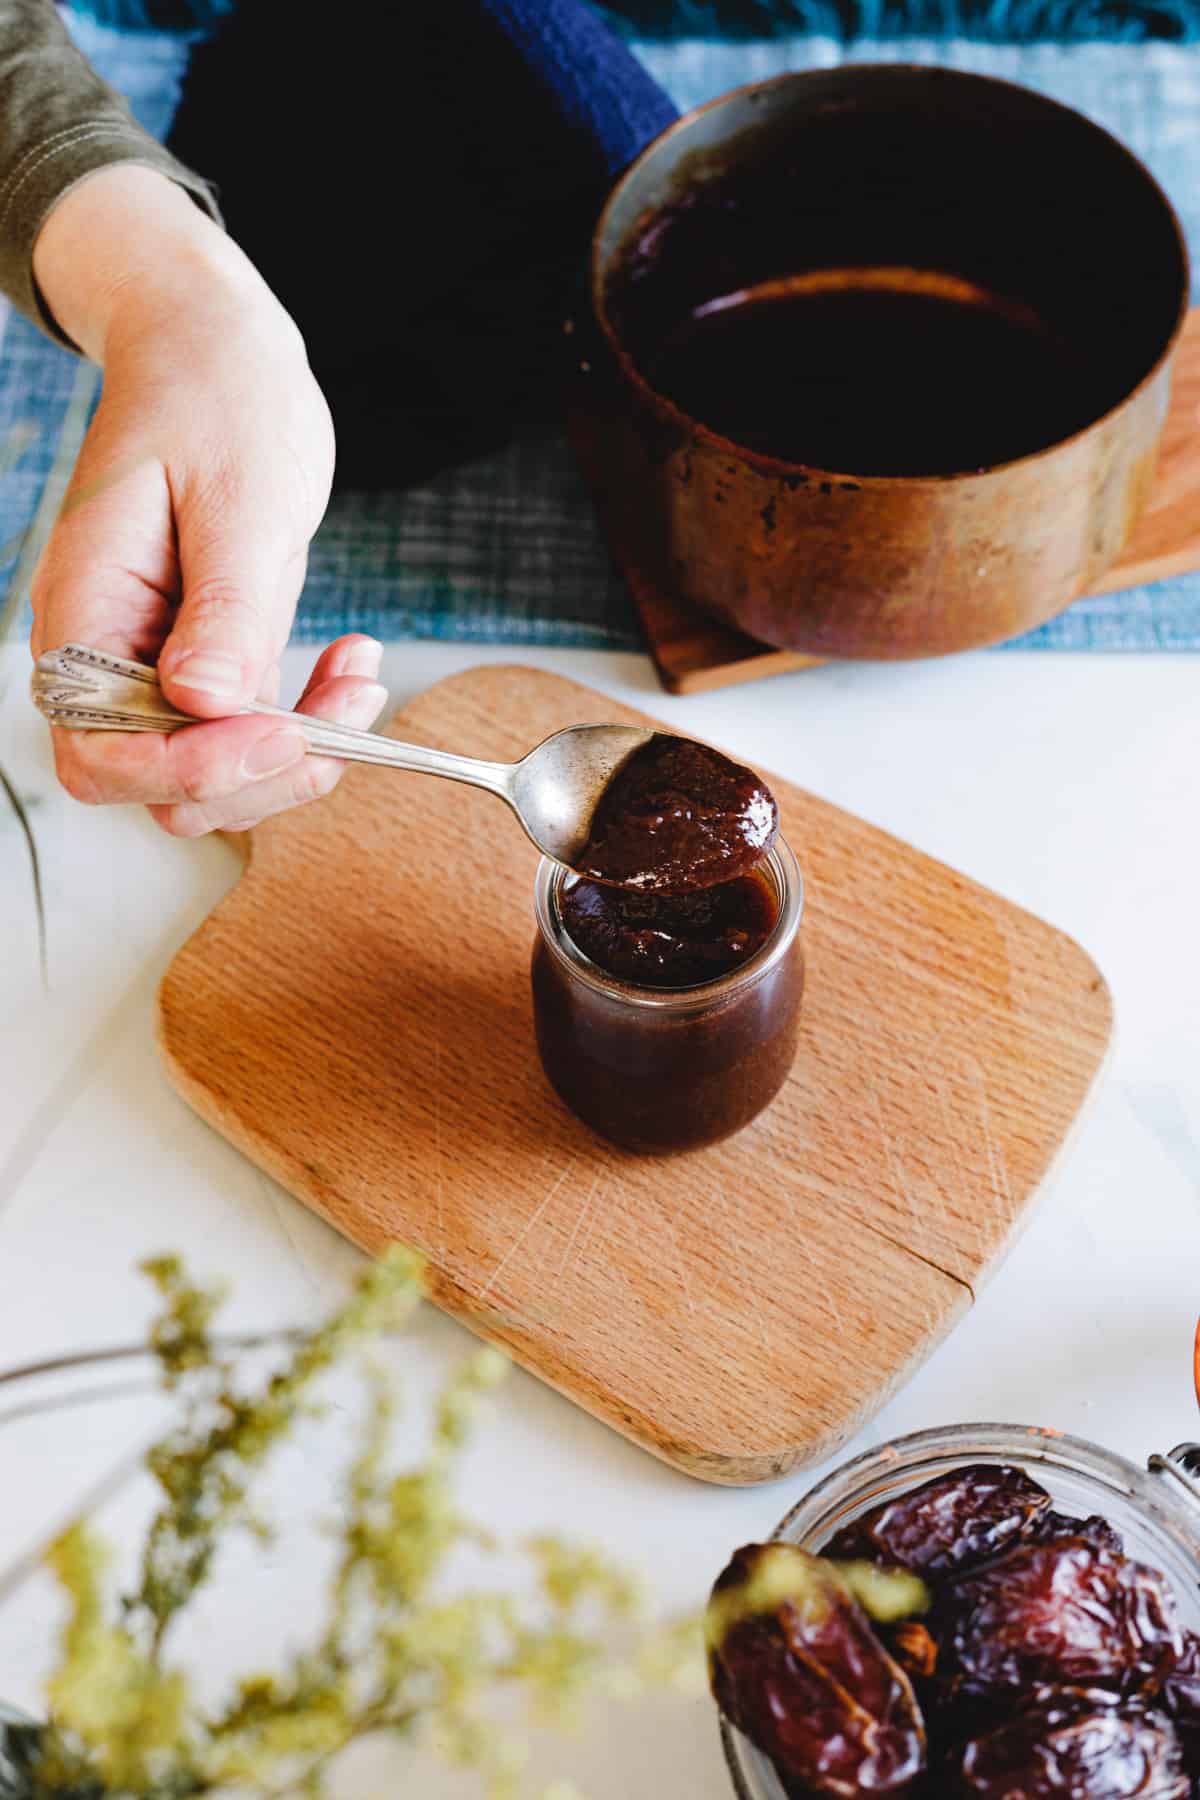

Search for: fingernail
xmin=167 ymin=650 xmax=244 ymax=701
xmin=359 ymin=681 xmax=389 ymax=720
xmin=241 ymin=728 xmax=306 ymax=779
xmin=341 ymin=638 xmax=383 ymax=679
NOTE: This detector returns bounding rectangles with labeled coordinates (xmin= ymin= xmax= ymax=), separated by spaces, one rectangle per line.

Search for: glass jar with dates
xmin=713 ymin=1424 xmax=1200 ymax=1800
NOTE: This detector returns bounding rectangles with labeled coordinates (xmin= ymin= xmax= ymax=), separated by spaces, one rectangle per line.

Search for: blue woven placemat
xmin=3 ymin=13 xmax=1199 ymax=653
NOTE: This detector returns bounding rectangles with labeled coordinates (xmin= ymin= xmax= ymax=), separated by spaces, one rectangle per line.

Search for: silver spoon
xmin=31 ymin=643 xmax=652 ymax=869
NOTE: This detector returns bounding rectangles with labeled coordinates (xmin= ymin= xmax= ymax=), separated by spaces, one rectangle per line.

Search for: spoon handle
xmin=30 ymin=644 xmax=513 ymax=793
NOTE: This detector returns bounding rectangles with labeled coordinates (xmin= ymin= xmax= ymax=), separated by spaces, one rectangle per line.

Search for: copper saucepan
xmin=590 ymin=65 xmax=1190 ymax=659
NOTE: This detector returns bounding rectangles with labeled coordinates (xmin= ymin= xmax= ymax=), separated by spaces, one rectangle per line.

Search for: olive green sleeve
xmin=0 ymin=0 xmax=220 ymax=346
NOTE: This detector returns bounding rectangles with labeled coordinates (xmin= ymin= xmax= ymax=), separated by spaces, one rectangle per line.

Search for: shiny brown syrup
xmin=644 ymin=276 xmax=1095 ymax=477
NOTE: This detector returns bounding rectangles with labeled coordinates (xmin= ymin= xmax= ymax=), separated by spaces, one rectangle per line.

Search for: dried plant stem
xmin=0 ymin=763 xmax=46 ymax=990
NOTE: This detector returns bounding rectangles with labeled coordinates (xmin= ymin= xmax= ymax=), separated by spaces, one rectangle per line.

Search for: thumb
xmin=157 ymin=483 xmax=307 ymax=718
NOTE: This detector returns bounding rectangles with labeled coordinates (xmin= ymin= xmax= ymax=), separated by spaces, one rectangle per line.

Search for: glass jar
xmin=720 ymin=1423 xmax=1200 ymax=1800
xmin=530 ymin=841 xmax=804 ymax=1154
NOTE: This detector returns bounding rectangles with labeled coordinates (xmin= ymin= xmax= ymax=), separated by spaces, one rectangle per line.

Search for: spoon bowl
xmin=31 ymin=643 xmax=652 ymax=871
xmin=508 ymin=723 xmax=654 ymax=866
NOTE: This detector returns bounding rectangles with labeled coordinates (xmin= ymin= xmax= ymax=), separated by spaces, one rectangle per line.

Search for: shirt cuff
xmin=0 ymin=123 xmax=222 ymax=350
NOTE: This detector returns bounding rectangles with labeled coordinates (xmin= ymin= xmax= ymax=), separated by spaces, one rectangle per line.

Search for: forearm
xmin=0 ymin=0 xmax=218 ymax=343
xmin=33 ymin=163 xmax=289 ymax=368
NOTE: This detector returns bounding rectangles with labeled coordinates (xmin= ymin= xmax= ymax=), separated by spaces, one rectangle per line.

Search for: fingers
xmin=52 ymin=712 xmax=308 ymax=809
xmin=51 ymin=634 xmax=383 ymax=821
xmin=148 ymin=638 xmax=386 ymax=838
xmin=297 ymin=633 xmax=385 ymax=700
xmin=296 ymin=672 xmax=389 ymax=729
xmin=134 ymin=363 xmax=333 ymax=715
xmin=29 ymin=449 xmax=179 ymax=664
xmin=156 ymin=505 xmax=310 ymax=717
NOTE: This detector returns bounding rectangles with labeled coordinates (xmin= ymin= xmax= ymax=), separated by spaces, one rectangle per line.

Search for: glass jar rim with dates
xmin=530 ymin=734 xmax=804 ymax=1154
xmin=710 ymin=1423 xmax=1200 ymax=1800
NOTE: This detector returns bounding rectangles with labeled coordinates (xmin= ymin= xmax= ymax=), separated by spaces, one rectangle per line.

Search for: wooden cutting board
xmin=158 ymin=667 xmax=1112 ymax=1484
xmin=574 ymin=307 xmax=1200 ymax=693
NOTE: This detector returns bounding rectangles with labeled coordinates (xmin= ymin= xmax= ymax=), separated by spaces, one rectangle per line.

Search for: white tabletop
xmin=1 ymin=638 xmax=1198 ymax=1795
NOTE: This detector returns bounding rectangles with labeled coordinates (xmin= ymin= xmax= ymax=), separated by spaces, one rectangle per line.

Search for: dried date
xmin=711 ymin=1477 xmax=1193 ymax=1800
xmin=1035 ymin=1510 xmax=1125 ymax=1555
xmin=708 ymin=1544 xmax=927 ymax=1796
xmin=957 ymin=1687 xmax=1189 ymax=1798
xmin=1161 ymin=1630 xmax=1200 ymax=1775
xmin=825 ymin=1465 xmax=1053 ymax=1577
xmin=942 ymin=1540 xmax=1183 ymax=1702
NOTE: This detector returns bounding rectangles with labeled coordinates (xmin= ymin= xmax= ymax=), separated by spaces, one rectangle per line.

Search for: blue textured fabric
xmin=2 ymin=11 xmax=1199 ymax=654
xmin=73 ymin=0 xmax=1200 ymax=41
xmin=65 ymin=0 xmax=230 ymax=28
xmin=597 ymin=0 xmax=1200 ymax=41
xmin=478 ymin=0 xmax=680 ymax=180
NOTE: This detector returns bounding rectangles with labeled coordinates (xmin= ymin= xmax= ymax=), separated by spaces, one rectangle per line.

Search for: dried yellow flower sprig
xmin=13 ymin=1248 xmax=700 ymax=1800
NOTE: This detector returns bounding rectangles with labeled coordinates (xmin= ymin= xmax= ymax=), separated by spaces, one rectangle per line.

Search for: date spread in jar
xmin=575 ymin=734 xmax=779 ymax=895
xmin=560 ymin=870 xmax=777 ymax=989
xmin=532 ymin=841 xmax=801 ymax=1153
xmin=709 ymin=1463 xmax=1200 ymax=1798
xmin=532 ymin=735 xmax=799 ymax=1153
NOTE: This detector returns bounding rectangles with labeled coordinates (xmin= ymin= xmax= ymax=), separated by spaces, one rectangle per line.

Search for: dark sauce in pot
xmin=644 ymin=275 xmax=1095 ymax=477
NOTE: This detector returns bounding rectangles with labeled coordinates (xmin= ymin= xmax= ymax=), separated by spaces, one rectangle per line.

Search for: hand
xmin=29 ymin=165 xmax=385 ymax=835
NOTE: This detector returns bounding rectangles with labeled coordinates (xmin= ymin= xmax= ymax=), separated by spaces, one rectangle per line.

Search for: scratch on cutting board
xmin=792 ymin=1218 xmax=845 ymax=1337
xmin=871 ymin=1083 xmax=935 ymax=1249
xmin=967 ymin=1057 xmax=1015 ymax=1227
xmin=478 ymin=1164 xmax=569 ymax=1303
xmin=936 ymin=1069 xmax=998 ymax=1239
xmin=516 ymin=1143 xmax=581 ymax=1291
xmin=573 ymin=1172 xmax=606 ymax=1271
xmin=719 ymin=1193 xmax=771 ymax=1353
xmin=934 ymin=1076 xmax=974 ymax=1238
xmin=661 ymin=1199 xmax=699 ymax=1319
xmin=555 ymin=1170 xmax=602 ymax=1283
xmin=576 ymin=1193 xmax=643 ymax=1317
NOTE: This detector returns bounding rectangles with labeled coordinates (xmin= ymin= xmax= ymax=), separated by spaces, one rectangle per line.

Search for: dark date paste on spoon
xmin=577 ymin=734 xmax=778 ymax=896
xmin=561 ymin=735 xmax=782 ymax=991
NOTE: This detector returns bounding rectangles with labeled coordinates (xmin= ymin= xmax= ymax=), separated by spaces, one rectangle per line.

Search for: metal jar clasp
xmin=1148 ymin=1443 xmax=1200 ymax=1509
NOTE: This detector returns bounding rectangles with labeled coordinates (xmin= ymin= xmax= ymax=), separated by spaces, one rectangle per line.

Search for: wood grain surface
xmin=158 ymin=666 xmax=1112 ymax=1484
xmin=578 ymin=307 xmax=1200 ymax=693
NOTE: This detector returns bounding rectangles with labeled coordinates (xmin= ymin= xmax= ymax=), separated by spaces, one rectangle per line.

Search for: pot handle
xmin=1148 ymin=1443 xmax=1200 ymax=1510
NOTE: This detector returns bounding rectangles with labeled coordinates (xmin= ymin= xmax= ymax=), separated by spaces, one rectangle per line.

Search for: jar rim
xmin=532 ymin=839 xmax=804 ymax=1011
xmin=769 ymin=1422 xmax=1200 ymax=1550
